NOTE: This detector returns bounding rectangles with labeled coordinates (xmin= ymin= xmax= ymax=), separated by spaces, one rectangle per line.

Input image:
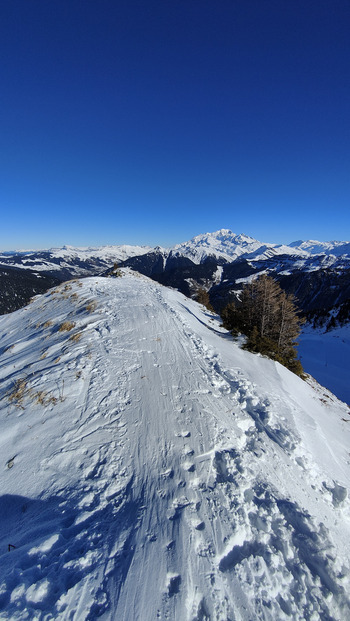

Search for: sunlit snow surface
xmin=0 ymin=271 xmax=350 ymax=620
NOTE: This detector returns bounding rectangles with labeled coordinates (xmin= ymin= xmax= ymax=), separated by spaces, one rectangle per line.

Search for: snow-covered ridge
xmin=0 ymin=271 xmax=349 ymax=619
xmin=0 ymin=244 xmax=152 ymax=276
xmin=289 ymin=239 xmax=350 ymax=257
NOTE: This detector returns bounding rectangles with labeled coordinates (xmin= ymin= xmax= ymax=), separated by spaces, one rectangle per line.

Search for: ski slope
xmin=0 ymin=271 xmax=350 ymax=620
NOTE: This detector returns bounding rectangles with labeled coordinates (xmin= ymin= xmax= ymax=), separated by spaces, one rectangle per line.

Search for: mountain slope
xmin=0 ymin=272 xmax=350 ymax=620
xmin=0 ymin=266 xmax=61 ymax=315
xmin=0 ymin=244 xmax=152 ymax=277
xmin=298 ymin=323 xmax=350 ymax=405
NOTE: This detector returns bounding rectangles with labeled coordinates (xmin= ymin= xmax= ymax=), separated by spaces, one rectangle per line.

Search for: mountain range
xmin=2 ymin=229 xmax=350 ymax=274
xmin=1 ymin=229 xmax=350 ymax=314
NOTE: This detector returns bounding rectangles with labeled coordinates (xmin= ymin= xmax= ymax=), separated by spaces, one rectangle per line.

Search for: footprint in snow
xmin=176 ymin=431 xmax=191 ymax=438
xmin=183 ymin=461 xmax=195 ymax=473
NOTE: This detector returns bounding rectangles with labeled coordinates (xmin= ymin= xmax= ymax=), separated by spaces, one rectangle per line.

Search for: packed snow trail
xmin=0 ymin=272 xmax=350 ymax=620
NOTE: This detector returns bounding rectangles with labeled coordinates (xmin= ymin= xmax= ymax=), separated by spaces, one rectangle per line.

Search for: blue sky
xmin=1 ymin=0 xmax=349 ymax=250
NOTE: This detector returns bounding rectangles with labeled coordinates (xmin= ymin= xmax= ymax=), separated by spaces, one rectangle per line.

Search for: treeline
xmin=220 ymin=275 xmax=305 ymax=376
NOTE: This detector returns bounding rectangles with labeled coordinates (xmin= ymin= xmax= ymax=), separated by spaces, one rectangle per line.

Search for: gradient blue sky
xmin=1 ymin=0 xmax=349 ymax=250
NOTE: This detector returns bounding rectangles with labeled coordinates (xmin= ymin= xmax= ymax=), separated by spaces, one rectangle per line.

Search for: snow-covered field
xmin=299 ymin=324 xmax=350 ymax=406
xmin=0 ymin=271 xmax=350 ymax=620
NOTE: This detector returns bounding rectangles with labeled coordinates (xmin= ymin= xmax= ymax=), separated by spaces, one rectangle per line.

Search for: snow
xmin=289 ymin=239 xmax=350 ymax=257
xmin=2 ymin=231 xmax=349 ymax=274
xmin=299 ymin=323 xmax=350 ymax=406
xmin=170 ymin=229 xmax=310 ymax=264
xmin=0 ymin=244 xmax=152 ymax=275
xmin=0 ymin=271 xmax=350 ymax=620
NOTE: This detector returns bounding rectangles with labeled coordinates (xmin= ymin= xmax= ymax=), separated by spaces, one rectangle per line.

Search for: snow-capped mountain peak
xmin=170 ymin=229 xmax=266 ymax=263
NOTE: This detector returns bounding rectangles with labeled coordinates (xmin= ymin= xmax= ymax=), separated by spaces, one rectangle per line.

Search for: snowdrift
xmin=0 ymin=271 xmax=349 ymax=620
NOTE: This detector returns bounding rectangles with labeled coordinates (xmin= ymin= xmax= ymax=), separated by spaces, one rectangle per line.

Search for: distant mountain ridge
xmin=1 ymin=229 xmax=350 ymax=271
xmin=1 ymin=229 xmax=349 ymax=316
xmin=0 ymin=243 xmax=152 ymax=277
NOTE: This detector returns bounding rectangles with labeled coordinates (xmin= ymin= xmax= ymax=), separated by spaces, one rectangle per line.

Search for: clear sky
xmin=1 ymin=0 xmax=349 ymax=250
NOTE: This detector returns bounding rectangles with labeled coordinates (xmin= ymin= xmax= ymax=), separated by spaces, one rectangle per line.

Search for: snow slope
xmin=1 ymin=272 xmax=350 ymax=620
xmin=299 ymin=323 xmax=350 ymax=406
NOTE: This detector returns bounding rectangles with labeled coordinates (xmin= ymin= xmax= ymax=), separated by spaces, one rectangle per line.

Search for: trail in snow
xmin=0 ymin=272 xmax=350 ymax=620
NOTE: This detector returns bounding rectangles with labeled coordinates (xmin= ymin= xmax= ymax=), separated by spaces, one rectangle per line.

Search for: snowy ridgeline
xmin=0 ymin=271 xmax=350 ymax=620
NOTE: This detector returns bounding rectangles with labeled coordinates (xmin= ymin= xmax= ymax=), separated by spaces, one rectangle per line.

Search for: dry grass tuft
xmin=33 ymin=390 xmax=58 ymax=406
xmin=86 ymin=301 xmax=97 ymax=313
xmin=58 ymin=321 xmax=75 ymax=332
xmin=69 ymin=332 xmax=82 ymax=343
xmin=8 ymin=379 xmax=28 ymax=406
xmin=8 ymin=377 xmax=64 ymax=408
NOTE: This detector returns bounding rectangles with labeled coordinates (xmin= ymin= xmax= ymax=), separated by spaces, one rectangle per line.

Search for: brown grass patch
xmin=86 ymin=301 xmax=97 ymax=313
xmin=69 ymin=332 xmax=82 ymax=343
xmin=8 ymin=379 xmax=28 ymax=406
xmin=58 ymin=321 xmax=75 ymax=332
xmin=33 ymin=390 xmax=58 ymax=406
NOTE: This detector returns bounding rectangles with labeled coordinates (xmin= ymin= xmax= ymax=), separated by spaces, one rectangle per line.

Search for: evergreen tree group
xmin=221 ymin=275 xmax=304 ymax=376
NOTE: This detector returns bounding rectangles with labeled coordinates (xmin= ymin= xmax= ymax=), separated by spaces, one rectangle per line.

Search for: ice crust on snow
xmin=0 ymin=271 xmax=350 ymax=620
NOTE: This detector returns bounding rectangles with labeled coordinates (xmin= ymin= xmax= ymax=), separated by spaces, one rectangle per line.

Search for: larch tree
xmin=221 ymin=274 xmax=305 ymax=376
